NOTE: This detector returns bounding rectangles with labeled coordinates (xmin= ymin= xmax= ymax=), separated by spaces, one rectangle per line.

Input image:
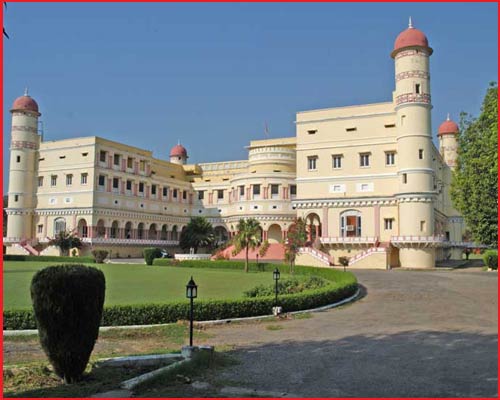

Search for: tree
xmin=48 ymin=230 xmax=83 ymax=256
xmin=451 ymin=82 xmax=498 ymax=247
xmin=232 ymin=218 xmax=261 ymax=273
xmin=179 ymin=217 xmax=215 ymax=254
xmin=284 ymin=218 xmax=307 ymax=274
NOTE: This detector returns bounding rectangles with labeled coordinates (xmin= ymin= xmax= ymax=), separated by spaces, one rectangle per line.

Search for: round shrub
xmin=30 ymin=264 xmax=106 ymax=383
xmin=143 ymin=247 xmax=162 ymax=265
xmin=483 ymin=250 xmax=498 ymax=270
xmin=91 ymin=249 xmax=108 ymax=264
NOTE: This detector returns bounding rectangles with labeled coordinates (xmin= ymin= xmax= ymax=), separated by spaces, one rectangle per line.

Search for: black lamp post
xmin=256 ymin=253 xmax=259 ymax=270
xmin=273 ymin=268 xmax=280 ymax=307
xmin=185 ymin=276 xmax=198 ymax=347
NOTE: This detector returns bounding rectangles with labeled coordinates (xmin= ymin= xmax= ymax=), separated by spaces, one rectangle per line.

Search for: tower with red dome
xmin=438 ymin=114 xmax=459 ymax=169
xmin=169 ymin=143 xmax=188 ymax=165
xmin=6 ymin=90 xmax=41 ymax=242
xmin=392 ymin=19 xmax=436 ymax=269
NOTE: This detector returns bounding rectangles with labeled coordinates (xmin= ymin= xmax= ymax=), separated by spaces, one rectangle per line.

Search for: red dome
xmin=391 ymin=23 xmax=432 ymax=57
xmin=438 ymin=118 xmax=459 ymax=136
xmin=170 ymin=144 xmax=187 ymax=158
xmin=11 ymin=95 xmax=39 ymax=114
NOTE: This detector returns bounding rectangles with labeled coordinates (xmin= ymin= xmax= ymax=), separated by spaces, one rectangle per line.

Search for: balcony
xmin=321 ymin=236 xmax=378 ymax=245
xmin=82 ymin=238 xmax=179 ymax=246
xmin=390 ymin=235 xmax=446 ymax=248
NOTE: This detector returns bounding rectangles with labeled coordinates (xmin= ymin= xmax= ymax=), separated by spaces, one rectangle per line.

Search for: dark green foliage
xmin=179 ymin=217 xmax=215 ymax=254
xmin=451 ymin=83 xmax=498 ymax=246
xmin=483 ymin=250 xmax=498 ymax=270
xmin=48 ymin=231 xmax=83 ymax=256
xmin=143 ymin=247 xmax=162 ymax=265
xmin=3 ymin=255 xmax=94 ymax=263
xmin=284 ymin=218 xmax=308 ymax=274
xmin=232 ymin=218 xmax=262 ymax=272
xmin=5 ymin=262 xmax=356 ymax=329
xmin=338 ymin=257 xmax=350 ymax=266
xmin=30 ymin=265 xmax=106 ymax=383
xmin=91 ymin=250 xmax=108 ymax=264
xmin=244 ymin=275 xmax=328 ymax=297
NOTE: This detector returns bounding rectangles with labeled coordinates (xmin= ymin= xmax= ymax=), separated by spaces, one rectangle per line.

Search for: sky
xmin=3 ymin=2 xmax=498 ymax=190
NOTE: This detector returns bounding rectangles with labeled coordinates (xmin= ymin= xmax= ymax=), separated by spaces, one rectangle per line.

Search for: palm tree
xmin=232 ymin=218 xmax=261 ymax=273
xmin=179 ymin=217 xmax=215 ymax=254
xmin=48 ymin=230 xmax=83 ymax=256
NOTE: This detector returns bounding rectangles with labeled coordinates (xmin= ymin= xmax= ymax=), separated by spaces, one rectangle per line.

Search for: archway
xmin=77 ymin=218 xmax=88 ymax=238
xmin=54 ymin=217 xmax=66 ymax=235
xmin=137 ymin=223 xmax=145 ymax=239
xmin=214 ymin=226 xmax=229 ymax=244
xmin=110 ymin=220 xmax=119 ymax=238
xmin=267 ymin=224 xmax=282 ymax=244
xmin=305 ymin=213 xmax=321 ymax=242
xmin=171 ymin=225 xmax=178 ymax=241
xmin=161 ymin=224 xmax=168 ymax=240
xmin=149 ymin=223 xmax=157 ymax=240
xmin=96 ymin=219 xmax=105 ymax=238
xmin=340 ymin=210 xmax=361 ymax=237
xmin=124 ymin=222 xmax=132 ymax=239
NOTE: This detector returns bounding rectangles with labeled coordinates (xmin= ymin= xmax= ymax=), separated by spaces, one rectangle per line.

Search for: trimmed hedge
xmin=144 ymin=247 xmax=162 ymax=266
xmin=4 ymin=261 xmax=357 ymax=330
xmin=483 ymin=250 xmax=498 ymax=270
xmin=3 ymin=255 xmax=95 ymax=263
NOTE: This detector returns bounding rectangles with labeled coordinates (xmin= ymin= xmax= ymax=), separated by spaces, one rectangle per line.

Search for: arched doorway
xmin=125 ymin=222 xmax=132 ymax=239
xmin=171 ymin=225 xmax=178 ymax=241
xmin=267 ymin=224 xmax=282 ymax=244
xmin=340 ymin=210 xmax=361 ymax=237
xmin=149 ymin=224 xmax=157 ymax=240
xmin=96 ymin=219 xmax=106 ymax=238
xmin=137 ymin=223 xmax=145 ymax=239
xmin=161 ymin=224 xmax=168 ymax=240
xmin=54 ymin=217 xmax=66 ymax=235
xmin=305 ymin=213 xmax=321 ymax=242
xmin=77 ymin=218 xmax=88 ymax=238
xmin=214 ymin=226 xmax=229 ymax=244
xmin=110 ymin=221 xmax=119 ymax=238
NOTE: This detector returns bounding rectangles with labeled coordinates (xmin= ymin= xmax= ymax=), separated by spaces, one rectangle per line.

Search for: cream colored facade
xmin=5 ymin=22 xmax=469 ymax=267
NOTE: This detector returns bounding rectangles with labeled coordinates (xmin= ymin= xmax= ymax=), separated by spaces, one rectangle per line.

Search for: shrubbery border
xmin=3 ymin=260 xmax=357 ymax=330
xmin=4 ymin=255 xmax=95 ymax=263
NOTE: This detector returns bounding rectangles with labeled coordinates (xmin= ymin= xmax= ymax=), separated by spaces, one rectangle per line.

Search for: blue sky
xmin=3 ymin=2 xmax=498 ymax=189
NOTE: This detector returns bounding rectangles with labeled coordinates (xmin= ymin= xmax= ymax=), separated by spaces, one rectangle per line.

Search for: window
xmin=16 ymin=155 xmax=20 ymax=163
xmin=99 ymin=150 xmax=107 ymax=162
xmin=198 ymin=190 xmax=204 ymax=200
xmin=402 ymin=173 xmax=407 ymax=184
xmin=290 ymin=185 xmax=297 ymax=197
xmin=81 ymin=173 xmax=88 ymax=185
xmin=253 ymin=184 xmax=260 ymax=196
xmin=126 ymin=180 xmax=132 ymax=191
xmin=360 ymin=153 xmax=370 ymax=167
xmin=59 ymin=155 xmax=66 ymax=159
xmin=66 ymin=174 xmax=73 ymax=186
xmin=14 ymin=194 xmax=19 ymax=202
xmin=445 ymin=231 xmax=450 ymax=241
xmin=98 ymin=175 xmax=106 ymax=186
xmin=332 ymin=155 xmax=342 ymax=169
xmin=112 ymin=177 xmax=119 ymax=189
xmin=139 ymin=182 xmax=144 ymax=193
xmin=139 ymin=160 xmax=146 ymax=171
xmin=307 ymin=129 xmax=317 ymax=135
xmin=346 ymin=127 xmax=357 ymax=132
xmin=385 ymin=152 xmax=396 ymax=166
xmin=114 ymin=154 xmax=120 ymax=165
xmin=401 ymin=115 xmax=406 ymax=126
xmin=419 ymin=149 xmax=424 ymax=159
xmin=384 ymin=124 xmax=396 ymax=128
xmin=183 ymin=190 xmax=187 ymax=200
xmin=420 ymin=220 xmax=426 ymax=232
xmin=37 ymin=224 xmax=43 ymax=234
xmin=384 ymin=218 xmax=394 ymax=230
xmin=162 ymin=187 xmax=168 ymax=197
xmin=415 ymin=83 xmax=421 ymax=94
xmin=38 ymin=176 xmax=44 ymax=187
xmin=308 ymin=156 xmax=318 ymax=171
xmin=173 ymin=189 xmax=178 ymax=198
xmin=151 ymin=184 xmax=157 ymax=195
xmin=340 ymin=210 xmax=362 ymax=237
xmin=127 ymin=157 xmax=133 ymax=169
xmin=239 ymin=186 xmax=245 ymax=197
xmin=271 ymin=184 xmax=279 ymax=198
xmin=217 ymin=189 xmax=224 ymax=200
xmin=51 ymin=175 xmax=57 ymax=186
xmin=54 ymin=218 xmax=66 ymax=235
xmin=82 ymin=152 xmax=88 ymax=157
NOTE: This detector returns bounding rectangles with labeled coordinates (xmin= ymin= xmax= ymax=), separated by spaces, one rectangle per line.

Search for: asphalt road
xmin=202 ymin=268 xmax=498 ymax=397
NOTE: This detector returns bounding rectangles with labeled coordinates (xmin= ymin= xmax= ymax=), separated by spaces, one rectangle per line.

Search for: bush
xmin=143 ymin=247 xmax=162 ymax=266
xmin=3 ymin=255 xmax=95 ymax=263
xmin=244 ymin=275 xmax=328 ymax=297
xmin=483 ymin=250 xmax=498 ymax=270
xmin=30 ymin=264 xmax=106 ymax=383
xmin=91 ymin=250 xmax=109 ymax=264
xmin=338 ymin=257 xmax=350 ymax=266
xmin=5 ymin=261 xmax=357 ymax=330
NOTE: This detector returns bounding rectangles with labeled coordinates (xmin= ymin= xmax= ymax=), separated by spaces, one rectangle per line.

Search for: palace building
xmin=4 ymin=21 xmax=468 ymax=268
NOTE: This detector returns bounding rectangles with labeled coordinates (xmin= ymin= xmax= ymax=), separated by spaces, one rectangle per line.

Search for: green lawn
xmin=3 ymin=261 xmax=287 ymax=310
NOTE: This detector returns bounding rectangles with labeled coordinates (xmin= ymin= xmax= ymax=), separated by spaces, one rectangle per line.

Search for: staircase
xmin=348 ymin=246 xmax=388 ymax=268
xmin=297 ymin=247 xmax=333 ymax=267
xmin=20 ymin=240 xmax=40 ymax=256
xmin=214 ymin=243 xmax=285 ymax=262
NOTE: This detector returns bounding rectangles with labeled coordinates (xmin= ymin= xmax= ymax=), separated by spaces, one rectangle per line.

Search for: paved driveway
xmin=203 ymin=269 xmax=498 ymax=397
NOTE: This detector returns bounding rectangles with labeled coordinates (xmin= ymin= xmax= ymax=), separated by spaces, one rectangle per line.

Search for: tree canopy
xmin=451 ymin=82 xmax=498 ymax=247
xmin=284 ymin=218 xmax=308 ymax=274
xmin=179 ymin=217 xmax=215 ymax=254
xmin=48 ymin=230 xmax=83 ymax=256
xmin=232 ymin=218 xmax=262 ymax=272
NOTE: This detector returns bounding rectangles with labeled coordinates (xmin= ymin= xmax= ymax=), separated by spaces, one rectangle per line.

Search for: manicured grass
xmin=3 ymin=261 xmax=289 ymax=310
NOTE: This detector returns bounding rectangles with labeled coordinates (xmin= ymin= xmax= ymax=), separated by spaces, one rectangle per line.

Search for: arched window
xmin=96 ymin=219 xmax=106 ymax=238
xmin=54 ymin=218 xmax=66 ymax=235
xmin=125 ymin=222 xmax=132 ymax=239
xmin=77 ymin=219 xmax=88 ymax=238
xmin=137 ymin=223 xmax=145 ymax=239
xmin=340 ymin=210 xmax=362 ymax=237
xmin=110 ymin=221 xmax=119 ymax=238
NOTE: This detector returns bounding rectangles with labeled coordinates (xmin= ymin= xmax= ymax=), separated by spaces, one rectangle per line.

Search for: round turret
xmin=169 ymin=143 xmax=188 ymax=165
xmin=438 ymin=115 xmax=459 ymax=169
xmin=11 ymin=92 xmax=41 ymax=116
xmin=391 ymin=17 xmax=433 ymax=58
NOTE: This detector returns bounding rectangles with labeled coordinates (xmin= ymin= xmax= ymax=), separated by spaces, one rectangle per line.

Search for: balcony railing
xmin=82 ymin=238 xmax=179 ymax=246
xmin=321 ymin=236 xmax=378 ymax=245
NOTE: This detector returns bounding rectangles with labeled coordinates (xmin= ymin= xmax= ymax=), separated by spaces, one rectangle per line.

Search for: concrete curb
xmin=4 ymin=288 xmax=360 ymax=336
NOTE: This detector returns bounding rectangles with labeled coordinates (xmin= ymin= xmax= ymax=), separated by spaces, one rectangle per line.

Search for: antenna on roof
xmin=408 ymin=16 xmax=413 ymax=29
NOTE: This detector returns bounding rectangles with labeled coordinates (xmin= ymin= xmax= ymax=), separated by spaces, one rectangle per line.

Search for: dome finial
xmin=24 ymin=87 xmax=29 ymax=96
xmin=447 ymin=113 xmax=450 ymax=121
xmin=408 ymin=16 xmax=413 ymax=29
xmin=177 ymin=139 xmax=181 ymax=145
